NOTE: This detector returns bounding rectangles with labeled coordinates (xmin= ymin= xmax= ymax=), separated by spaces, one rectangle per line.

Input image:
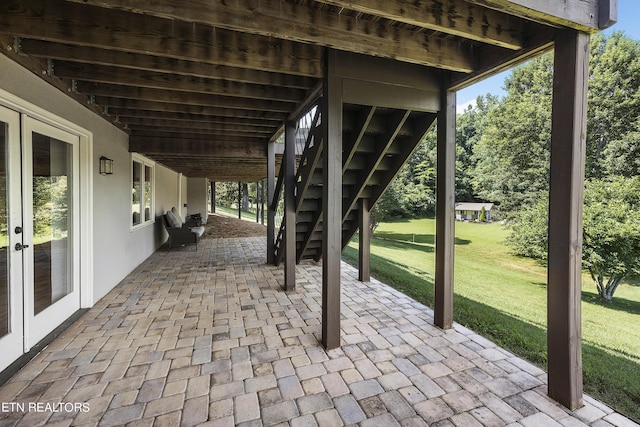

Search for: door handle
xmin=15 ymin=243 xmax=29 ymax=251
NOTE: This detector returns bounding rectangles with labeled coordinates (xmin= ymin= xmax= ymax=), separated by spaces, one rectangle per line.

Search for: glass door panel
xmin=31 ymin=132 xmax=73 ymax=314
xmin=23 ymin=117 xmax=79 ymax=347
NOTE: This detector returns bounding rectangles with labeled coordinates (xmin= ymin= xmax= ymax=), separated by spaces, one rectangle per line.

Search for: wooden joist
xmin=1 ymin=0 xmax=323 ymax=77
xmin=0 ymin=0 xmax=614 ymax=187
xmin=20 ymin=40 xmax=317 ymax=89
xmin=130 ymin=137 xmax=269 ymax=157
xmin=87 ymin=90 xmax=295 ymax=113
xmin=314 ymin=0 xmax=528 ymax=49
xmin=103 ymin=102 xmax=287 ymax=122
xmin=53 ymin=62 xmax=306 ymax=102
xmin=65 ymin=0 xmax=476 ymax=72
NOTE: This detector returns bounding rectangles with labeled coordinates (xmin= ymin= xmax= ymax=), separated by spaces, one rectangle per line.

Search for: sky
xmin=456 ymin=0 xmax=640 ymax=112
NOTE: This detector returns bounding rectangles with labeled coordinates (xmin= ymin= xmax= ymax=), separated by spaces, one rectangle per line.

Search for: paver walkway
xmin=0 ymin=237 xmax=637 ymax=426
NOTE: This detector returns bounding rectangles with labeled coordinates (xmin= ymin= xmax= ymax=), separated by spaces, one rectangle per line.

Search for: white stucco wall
xmin=187 ymin=177 xmax=209 ymax=223
xmin=0 ymin=55 xmax=181 ymax=304
xmin=156 ymin=165 xmax=180 ymax=218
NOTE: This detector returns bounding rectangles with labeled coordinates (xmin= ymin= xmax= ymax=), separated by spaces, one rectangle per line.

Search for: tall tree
xmin=241 ymin=183 xmax=250 ymax=210
xmin=583 ymin=177 xmax=640 ymax=302
xmin=391 ymin=129 xmax=437 ymax=217
xmin=370 ymin=178 xmax=406 ymax=232
xmin=456 ymin=94 xmax=499 ymax=202
xmin=378 ymin=93 xmax=499 ymax=221
xmin=215 ymin=182 xmax=239 ymax=206
xmin=603 ymin=117 xmax=640 ymax=177
xmin=588 ymin=32 xmax=640 ymax=178
xmin=471 ymin=32 xmax=640 ymax=215
xmin=507 ymin=177 xmax=640 ymax=302
xmin=471 ymin=54 xmax=553 ymax=214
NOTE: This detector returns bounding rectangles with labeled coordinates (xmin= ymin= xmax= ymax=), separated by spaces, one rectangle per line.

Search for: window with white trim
xmin=131 ymin=153 xmax=154 ymax=229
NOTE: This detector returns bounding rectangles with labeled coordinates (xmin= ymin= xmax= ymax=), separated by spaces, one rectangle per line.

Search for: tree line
xmin=375 ymin=31 xmax=640 ymax=302
xmin=214 ymin=181 xmax=264 ymax=212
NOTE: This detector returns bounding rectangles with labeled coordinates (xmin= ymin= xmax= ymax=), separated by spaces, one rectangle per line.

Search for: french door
xmin=0 ymin=106 xmax=80 ymax=372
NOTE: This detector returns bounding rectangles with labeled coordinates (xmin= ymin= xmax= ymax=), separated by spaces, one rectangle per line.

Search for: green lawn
xmin=343 ymin=218 xmax=640 ymax=421
xmin=214 ymin=204 xmax=262 ymax=222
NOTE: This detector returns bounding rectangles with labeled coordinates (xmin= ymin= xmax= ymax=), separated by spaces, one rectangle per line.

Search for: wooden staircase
xmin=274 ymin=102 xmax=436 ymax=264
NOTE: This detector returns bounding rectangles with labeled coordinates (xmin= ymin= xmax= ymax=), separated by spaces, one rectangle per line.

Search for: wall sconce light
xmin=100 ymin=156 xmax=114 ymax=175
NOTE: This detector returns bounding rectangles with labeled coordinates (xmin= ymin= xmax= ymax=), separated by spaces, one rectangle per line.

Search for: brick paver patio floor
xmin=0 ymin=237 xmax=637 ymax=426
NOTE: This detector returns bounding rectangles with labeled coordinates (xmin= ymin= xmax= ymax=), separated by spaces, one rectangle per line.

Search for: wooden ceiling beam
xmin=114 ymin=111 xmax=280 ymax=128
xmin=449 ymin=26 xmax=555 ymax=90
xmin=19 ymin=39 xmax=317 ymax=89
xmin=1 ymin=0 xmax=323 ymax=77
xmin=76 ymin=83 xmax=296 ymax=112
xmin=122 ymin=118 xmax=275 ymax=134
xmin=95 ymin=98 xmax=288 ymax=121
xmin=0 ymin=34 xmax=126 ymax=131
xmin=464 ymin=0 xmax=615 ymax=32
xmin=65 ymin=0 xmax=476 ymax=72
xmin=130 ymin=137 xmax=268 ymax=157
xmin=149 ymin=164 xmax=270 ymax=181
xmin=109 ymin=108 xmax=284 ymax=126
xmin=127 ymin=125 xmax=271 ymax=138
xmin=313 ymin=0 xmax=527 ymax=50
xmin=130 ymin=130 xmax=265 ymax=141
xmin=144 ymin=155 xmax=278 ymax=179
xmin=52 ymin=61 xmax=306 ymax=102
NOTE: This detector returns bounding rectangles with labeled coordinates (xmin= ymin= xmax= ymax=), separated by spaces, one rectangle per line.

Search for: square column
xmin=267 ymin=141 xmax=276 ymax=264
xmin=434 ymin=81 xmax=456 ymax=330
xmin=547 ymin=29 xmax=589 ymax=410
xmin=284 ymin=120 xmax=297 ymax=291
xmin=358 ymin=198 xmax=370 ymax=282
xmin=322 ymin=50 xmax=343 ymax=350
xmin=211 ymin=181 xmax=216 ymax=213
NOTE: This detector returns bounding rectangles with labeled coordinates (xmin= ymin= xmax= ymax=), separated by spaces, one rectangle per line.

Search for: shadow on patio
xmin=0 ymin=236 xmax=637 ymax=426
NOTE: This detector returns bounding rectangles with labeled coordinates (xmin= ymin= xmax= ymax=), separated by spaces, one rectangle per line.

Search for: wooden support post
xmin=547 ymin=29 xmax=589 ymax=411
xmin=434 ymin=78 xmax=456 ymax=330
xmin=237 ymin=182 xmax=242 ymax=219
xmin=261 ymin=179 xmax=265 ymax=225
xmin=211 ymin=181 xmax=216 ymax=213
xmin=322 ymin=49 xmax=343 ymax=350
xmin=358 ymin=198 xmax=370 ymax=282
xmin=256 ymin=181 xmax=260 ymax=223
xmin=267 ymin=142 xmax=276 ymax=264
xmin=284 ymin=119 xmax=296 ymax=291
